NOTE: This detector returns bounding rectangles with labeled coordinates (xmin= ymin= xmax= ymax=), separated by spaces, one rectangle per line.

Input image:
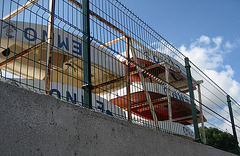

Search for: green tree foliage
xmin=200 ymin=127 xmax=239 ymax=154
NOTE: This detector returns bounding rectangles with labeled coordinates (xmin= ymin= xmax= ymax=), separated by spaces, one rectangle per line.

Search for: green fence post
xmin=185 ymin=57 xmax=201 ymax=142
xmin=227 ymin=95 xmax=239 ymax=153
xmin=82 ymin=0 xmax=93 ymax=109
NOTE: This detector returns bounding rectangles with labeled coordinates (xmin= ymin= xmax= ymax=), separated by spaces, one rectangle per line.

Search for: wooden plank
xmin=68 ymin=0 xmax=127 ymax=36
xmin=197 ymin=83 xmax=206 ymax=144
xmin=45 ymin=0 xmax=55 ymax=94
xmin=93 ymin=63 xmax=165 ymax=90
xmin=171 ymin=114 xmax=200 ymax=122
xmin=100 ymin=36 xmax=125 ymax=48
xmin=122 ymin=96 xmax=167 ymax=110
xmin=129 ymin=38 xmax=160 ymax=129
xmin=3 ymin=0 xmax=39 ymax=20
xmin=93 ymin=76 xmax=125 ymax=90
xmin=165 ymin=63 xmax=173 ymax=125
xmin=0 ymin=41 xmax=47 ymax=68
xmin=130 ymin=62 xmax=165 ymax=75
xmin=126 ymin=37 xmax=132 ymax=121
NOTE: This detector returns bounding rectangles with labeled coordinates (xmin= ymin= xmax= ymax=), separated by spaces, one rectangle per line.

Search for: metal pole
xmin=197 ymin=82 xmax=206 ymax=144
xmin=45 ymin=0 xmax=55 ymax=94
xmin=126 ymin=37 xmax=132 ymax=121
xmin=185 ymin=57 xmax=201 ymax=142
xmin=227 ymin=95 xmax=239 ymax=153
xmin=165 ymin=63 xmax=172 ymax=132
xmin=82 ymin=0 xmax=93 ymax=109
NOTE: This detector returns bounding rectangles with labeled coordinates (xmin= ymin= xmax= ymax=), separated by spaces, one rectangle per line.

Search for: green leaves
xmin=200 ymin=127 xmax=239 ymax=154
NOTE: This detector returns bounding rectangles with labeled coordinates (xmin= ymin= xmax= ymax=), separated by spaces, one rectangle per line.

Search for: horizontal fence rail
xmin=0 ymin=0 xmax=239 ymax=154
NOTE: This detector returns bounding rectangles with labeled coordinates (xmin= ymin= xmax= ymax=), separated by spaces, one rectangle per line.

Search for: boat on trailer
xmin=0 ymin=20 xmax=206 ymax=138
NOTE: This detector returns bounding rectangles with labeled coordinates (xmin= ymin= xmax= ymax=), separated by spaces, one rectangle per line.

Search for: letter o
xmin=24 ymin=28 xmax=37 ymax=41
xmin=49 ymin=89 xmax=61 ymax=99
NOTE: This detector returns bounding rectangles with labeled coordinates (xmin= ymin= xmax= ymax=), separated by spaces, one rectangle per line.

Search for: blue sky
xmin=120 ymin=0 xmax=240 ymax=134
xmin=121 ymin=0 xmax=240 ymax=82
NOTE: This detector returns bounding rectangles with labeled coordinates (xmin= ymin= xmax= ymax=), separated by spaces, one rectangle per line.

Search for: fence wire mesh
xmin=0 ymin=0 xmax=239 ymax=154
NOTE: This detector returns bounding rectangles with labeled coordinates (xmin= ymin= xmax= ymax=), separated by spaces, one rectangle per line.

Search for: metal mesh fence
xmin=0 ymin=0 xmax=239 ymax=154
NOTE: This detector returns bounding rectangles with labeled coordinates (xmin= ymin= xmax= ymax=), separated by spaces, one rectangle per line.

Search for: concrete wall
xmin=0 ymin=81 xmax=236 ymax=156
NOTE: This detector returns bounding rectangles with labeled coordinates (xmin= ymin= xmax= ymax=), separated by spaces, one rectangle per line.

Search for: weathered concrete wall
xmin=0 ymin=81 xmax=236 ymax=156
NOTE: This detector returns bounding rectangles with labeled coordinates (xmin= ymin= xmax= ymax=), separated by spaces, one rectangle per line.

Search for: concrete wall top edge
xmin=0 ymin=80 xmax=237 ymax=156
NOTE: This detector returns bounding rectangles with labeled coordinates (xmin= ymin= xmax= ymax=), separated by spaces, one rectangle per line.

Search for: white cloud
xmin=179 ymin=35 xmax=240 ymax=100
xmin=179 ymin=36 xmax=226 ymax=71
xmin=177 ymin=35 xmax=240 ymax=138
xmin=224 ymin=39 xmax=240 ymax=52
xmin=212 ymin=36 xmax=223 ymax=49
xmin=198 ymin=35 xmax=210 ymax=44
xmin=225 ymin=41 xmax=234 ymax=50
